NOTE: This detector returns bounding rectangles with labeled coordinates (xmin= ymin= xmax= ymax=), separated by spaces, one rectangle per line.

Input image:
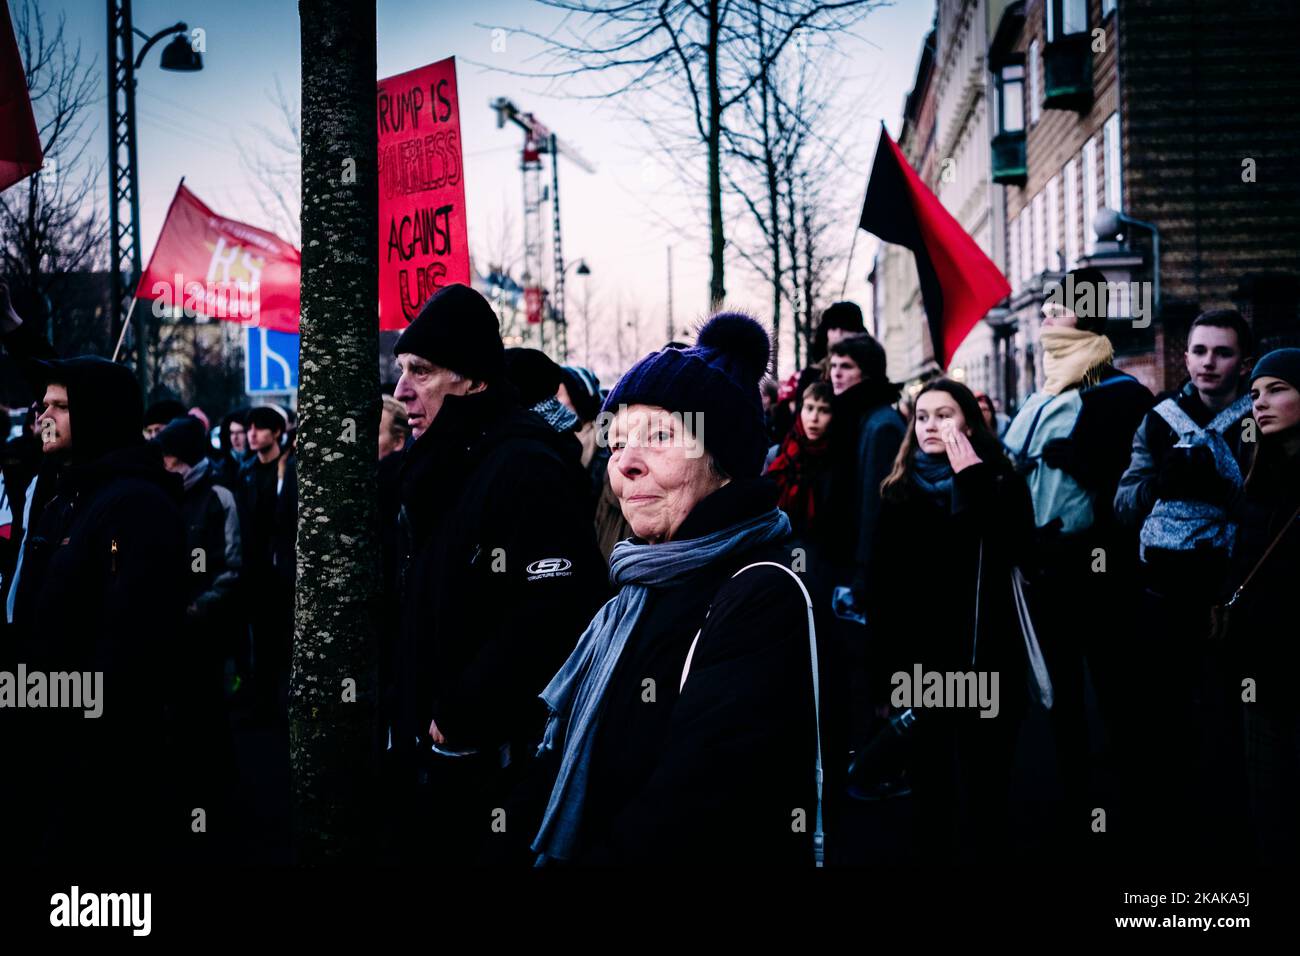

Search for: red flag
xmin=377 ymin=57 xmax=470 ymax=331
xmin=136 ymin=183 xmax=302 ymax=332
xmin=859 ymin=125 xmax=1010 ymax=369
xmin=0 ymin=1 xmax=43 ymax=192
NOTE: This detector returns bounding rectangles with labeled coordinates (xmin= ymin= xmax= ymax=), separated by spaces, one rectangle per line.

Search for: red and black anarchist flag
xmin=859 ymin=125 xmax=1010 ymax=369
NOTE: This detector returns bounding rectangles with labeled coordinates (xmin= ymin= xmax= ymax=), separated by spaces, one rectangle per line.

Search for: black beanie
xmin=820 ymin=301 xmax=866 ymax=334
xmin=393 ymin=283 xmax=505 ymax=384
xmin=154 ymin=415 xmax=209 ymax=466
xmin=1060 ymin=266 xmax=1111 ymax=335
xmin=505 ymin=348 xmax=563 ymax=407
xmin=559 ymin=365 xmax=603 ymax=423
xmin=1251 ymin=347 xmax=1300 ymax=390
xmin=144 ymin=398 xmax=188 ymax=428
xmin=603 ymin=311 xmax=771 ymax=479
xmin=246 ymin=404 xmax=288 ymax=433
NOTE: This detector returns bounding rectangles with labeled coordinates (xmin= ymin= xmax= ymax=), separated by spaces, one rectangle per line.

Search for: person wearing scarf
xmin=867 ymin=378 xmax=1034 ymax=860
xmin=1001 ymin=267 xmax=1154 ymax=856
xmin=1229 ymin=349 xmax=1300 ymax=860
xmin=766 ymin=380 xmax=834 ymax=536
xmin=530 ymin=312 xmax=821 ymax=866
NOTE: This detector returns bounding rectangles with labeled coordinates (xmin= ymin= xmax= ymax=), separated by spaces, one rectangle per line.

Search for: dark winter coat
xmin=1228 ymin=436 xmax=1300 ymax=713
xmin=826 ymin=380 xmax=906 ymax=595
xmin=393 ymin=385 xmax=608 ymax=752
xmin=566 ymin=479 xmax=819 ymax=865
xmin=236 ymin=448 xmax=297 ymax=591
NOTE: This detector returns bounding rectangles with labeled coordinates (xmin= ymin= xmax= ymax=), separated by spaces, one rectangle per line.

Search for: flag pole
xmin=111 ymin=295 xmax=138 ymax=362
xmin=841 ymin=121 xmax=887 ymax=300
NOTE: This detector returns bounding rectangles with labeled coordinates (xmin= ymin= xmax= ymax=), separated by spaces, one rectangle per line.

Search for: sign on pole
xmin=245 ymin=327 xmax=299 ymax=393
xmin=377 ymin=56 xmax=470 ymax=331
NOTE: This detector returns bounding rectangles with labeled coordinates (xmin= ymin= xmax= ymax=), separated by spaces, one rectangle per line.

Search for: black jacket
xmin=569 ymin=479 xmax=819 ymax=865
xmin=867 ymin=461 xmax=1035 ymax=710
xmin=393 ymin=385 xmax=607 ymax=751
xmin=1229 ymin=436 xmax=1300 ymax=713
xmin=180 ymin=458 xmax=242 ymax=621
xmin=237 ymin=448 xmax=297 ymax=591
xmin=826 ymin=380 xmax=906 ymax=594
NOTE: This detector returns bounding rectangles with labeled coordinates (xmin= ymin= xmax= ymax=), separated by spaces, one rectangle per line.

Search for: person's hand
xmin=941 ymin=419 xmax=982 ymax=473
xmin=1156 ymin=445 xmax=1219 ymax=501
xmin=1040 ymin=437 xmax=1074 ymax=471
xmin=428 ymin=718 xmax=446 ymax=746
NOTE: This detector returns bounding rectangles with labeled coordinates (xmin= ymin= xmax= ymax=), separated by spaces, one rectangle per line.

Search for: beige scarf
xmin=1041 ymin=327 xmax=1114 ymax=395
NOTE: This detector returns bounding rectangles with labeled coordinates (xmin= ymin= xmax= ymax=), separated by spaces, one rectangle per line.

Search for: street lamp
xmin=107 ymin=3 xmax=203 ymax=394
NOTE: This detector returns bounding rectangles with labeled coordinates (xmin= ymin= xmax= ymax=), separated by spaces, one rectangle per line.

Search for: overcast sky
xmin=40 ymin=0 xmax=936 ymax=379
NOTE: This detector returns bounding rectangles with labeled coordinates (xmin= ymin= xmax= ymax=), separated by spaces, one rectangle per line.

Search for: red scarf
xmin=766 ymin=415 xmax=831 ymax=527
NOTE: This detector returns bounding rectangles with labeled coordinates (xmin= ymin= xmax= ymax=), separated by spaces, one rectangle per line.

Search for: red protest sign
xmin=377 ymin=57 xmax=469 ymax=331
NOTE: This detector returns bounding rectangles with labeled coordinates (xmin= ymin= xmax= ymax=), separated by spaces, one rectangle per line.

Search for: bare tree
xmin=237 ymin=75 xmax=302 ymax=247
xmin=0 ymin=0 xmax=106 ymax=356
xmin=492 ymin=0 xmax=881 ymax=313
xmin=293 ymin=0 xmax=380 ymax=863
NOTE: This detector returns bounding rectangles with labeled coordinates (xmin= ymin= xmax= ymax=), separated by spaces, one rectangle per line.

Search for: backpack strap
xmin=679 ymin=560 xmax=824 ymax=867
xmin=1152 ymin=397 xmax=1198 ymax=438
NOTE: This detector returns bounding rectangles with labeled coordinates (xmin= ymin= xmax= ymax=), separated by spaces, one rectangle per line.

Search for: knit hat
xmin=819 ymin=301 xmax=866 ymax=335
xmin=144 ymin=398 xmax=187 ymax=429
xmin=603 ymin=311 xmax=771 ymax=479
xmin=1251 ymin=347 xmax=1300 ymax=389
xmin=1057 ymin=266 xmax=1111 ymax=335
xmin=505 ymin=348 xmax=563 ymax=406
xmin=153 ymin=415 xmax=209 ymax=466
xmin=393 ymin=283 xmax=505 ymax=384
xmin=559 ymin=365 xmax=603 ymax=423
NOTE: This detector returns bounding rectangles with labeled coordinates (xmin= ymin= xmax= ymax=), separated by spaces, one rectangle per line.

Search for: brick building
xmin=875 ymin=0 xmax=1300 ymax=409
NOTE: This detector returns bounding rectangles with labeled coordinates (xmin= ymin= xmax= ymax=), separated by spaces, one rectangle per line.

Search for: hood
xmin=57 ymin=440 xmax=183 ymax=502
xmin=28 ymin=355 xmax=144 ymax=466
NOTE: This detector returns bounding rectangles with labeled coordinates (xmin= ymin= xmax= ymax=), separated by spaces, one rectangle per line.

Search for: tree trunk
xmin=707 ymin=0 xmax=725 ymax=310
xmin=292 ymin=0 xmax=380 ymax=862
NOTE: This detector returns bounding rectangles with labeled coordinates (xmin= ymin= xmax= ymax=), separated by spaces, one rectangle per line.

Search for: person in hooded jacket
xmin=211 ymin=407 xmax=250 ymax=489
xmin=389 ymin=284 xmax=607 ymax=864
xmin=0 ymin=298 xmax=188 ymax=864
xmin=866 ymin=378 xmax=1036 ymax=861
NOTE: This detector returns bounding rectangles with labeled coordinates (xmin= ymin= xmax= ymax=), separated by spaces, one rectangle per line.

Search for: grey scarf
xmin=531 ymin=505 xmax=791 ymax=864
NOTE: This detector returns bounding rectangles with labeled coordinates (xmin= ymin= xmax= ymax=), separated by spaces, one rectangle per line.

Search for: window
xmin=1046 ymin=175 xmax=1061 ymax=272
xmin=1028 ymin=41 xmax=1041 ymax=125
xmin=1103 ymin=112 xmax=1123 ymax=212
xmin=1102 ymin=0 xmax=1116 ymax=16
xmin=997 ymin=63 xmax=1025 ymax=133
xmin=1032 ymin=191 xmax=1046 ymax=275
xmin=1048 ymin=0 xmax=1089 ymax=40
xmin=1008 ymin=213 xmax=1021 ymax=292
xmin=1020 ymin=212 xmax=1033 ymax=285
xmin=1082 ymin=138 xmax=1098 ymax=254
xmin=1064 ymin=159 xmax=1079 ymax=268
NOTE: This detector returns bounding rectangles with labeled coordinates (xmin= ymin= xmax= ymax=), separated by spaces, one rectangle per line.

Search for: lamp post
xmin=107 ymin=1 xmax=202 ymax=393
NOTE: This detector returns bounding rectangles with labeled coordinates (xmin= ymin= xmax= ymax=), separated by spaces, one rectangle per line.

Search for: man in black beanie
xmin=388 ymin=284 xmax=606 ymax=864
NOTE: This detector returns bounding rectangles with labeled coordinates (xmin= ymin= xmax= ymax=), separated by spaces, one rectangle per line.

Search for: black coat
xmin=568 ymin=479 xmax=819 ymax=865
xmin=393 ymin=386 xmax=608 ymax=751
xmin=866 ymin=460 xmax=1035 ymax=857
xmin=236 ymin=448 xmax=297 ymax=591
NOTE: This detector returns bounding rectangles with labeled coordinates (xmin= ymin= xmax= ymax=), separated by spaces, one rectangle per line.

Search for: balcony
xmin=1044 ymin=33 xmax=1093 ymax=111
xmin=991 ymin=131 xmax=1027 ymax=186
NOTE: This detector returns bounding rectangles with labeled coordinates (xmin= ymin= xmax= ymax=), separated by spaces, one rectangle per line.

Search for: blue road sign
xmin=244 ymin=328 xmax=299 ymax=393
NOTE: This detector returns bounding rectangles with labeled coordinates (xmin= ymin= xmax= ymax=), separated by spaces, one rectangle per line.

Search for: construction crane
xmin=491 ymin=97 xmax=595 ymax=361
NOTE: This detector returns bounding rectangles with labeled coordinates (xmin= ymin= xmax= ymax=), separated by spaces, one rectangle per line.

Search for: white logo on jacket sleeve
xmin=526 ymin=557 xmax=573 ymax=580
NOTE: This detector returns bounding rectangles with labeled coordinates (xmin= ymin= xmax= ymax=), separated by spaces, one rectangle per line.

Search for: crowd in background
xmin=1 ymin=274 xmax=1297 ymax=866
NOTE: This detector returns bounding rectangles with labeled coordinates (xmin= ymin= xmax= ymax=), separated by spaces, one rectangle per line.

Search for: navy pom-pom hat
xmin=602 ymin=311 xmax=772 ymax=479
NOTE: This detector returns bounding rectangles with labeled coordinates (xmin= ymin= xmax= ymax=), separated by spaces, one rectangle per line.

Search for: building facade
xmin=876 ymin=0 xmax=1300 ymax=409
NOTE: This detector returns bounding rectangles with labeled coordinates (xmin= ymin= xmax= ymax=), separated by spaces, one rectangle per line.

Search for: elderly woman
xmin=530 ymin=312 xmax=822 ymax=866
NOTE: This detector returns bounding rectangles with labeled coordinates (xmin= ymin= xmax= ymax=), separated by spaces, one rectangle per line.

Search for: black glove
xmin=1155 ymin=445 xmax=1231 ymax=503
xmin=1040 ymin=437 xmax=1074 ymax=471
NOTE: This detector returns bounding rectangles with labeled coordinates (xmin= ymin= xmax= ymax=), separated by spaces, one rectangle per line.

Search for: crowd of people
xmin=0 ymin=272 xmax=1296 ymax=866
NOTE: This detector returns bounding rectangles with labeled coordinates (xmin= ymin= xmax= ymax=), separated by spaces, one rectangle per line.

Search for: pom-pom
xmin=696 ymin=311 xmax=771 ymax=384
